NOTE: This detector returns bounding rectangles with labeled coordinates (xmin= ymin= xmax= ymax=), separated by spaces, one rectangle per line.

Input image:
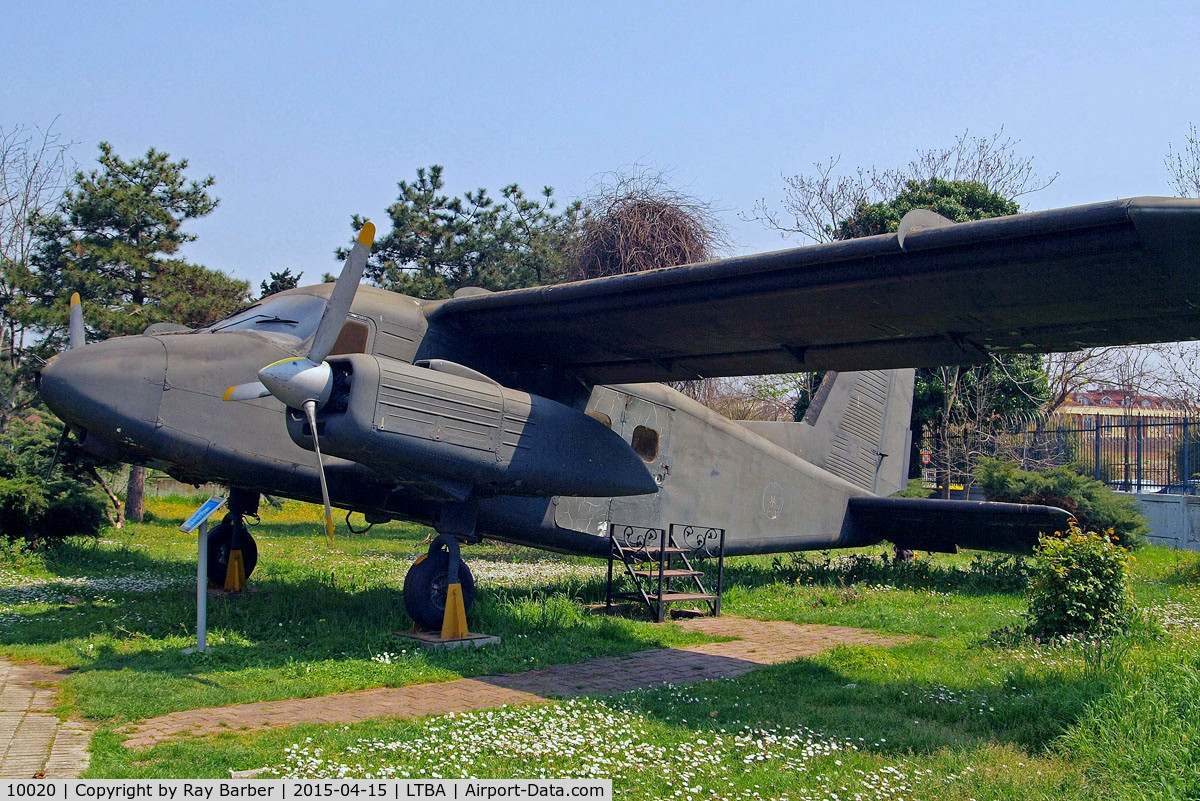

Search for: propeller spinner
xmin=223 ymin=222 xmax=376 ymax=540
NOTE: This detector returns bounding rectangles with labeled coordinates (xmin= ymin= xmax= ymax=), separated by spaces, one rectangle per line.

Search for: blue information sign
xmin=179 ymin=495 xmax=227 ymax=533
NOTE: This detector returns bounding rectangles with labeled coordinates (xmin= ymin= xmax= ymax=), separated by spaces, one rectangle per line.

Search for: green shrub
xmin=891 ymin=477 xmax=933 ymax=498
xmin=1027 ymin=524 xmax=1133 ymax=639
xmin=975 ymin=458 xmax=1149 ymax=547
xmin=0 ymin=416 xmax=108 ymax=544
xmin=771 ymin=549 xmax=1030 ymax=594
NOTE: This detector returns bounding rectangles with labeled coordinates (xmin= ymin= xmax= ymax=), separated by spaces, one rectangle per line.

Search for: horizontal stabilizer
xmin=845 ymin=496 xmax=1074 ymax=555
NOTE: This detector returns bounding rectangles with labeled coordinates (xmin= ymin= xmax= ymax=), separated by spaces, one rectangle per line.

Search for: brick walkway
xmin=123 ymin=617 xmax=905 ymax=749
xmin=0 ymin=661 xmax=91 ymax=778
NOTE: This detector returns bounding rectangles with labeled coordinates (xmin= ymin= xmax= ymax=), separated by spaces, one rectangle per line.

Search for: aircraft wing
xmin=428 ymin=197 xmax=1200 ymax=383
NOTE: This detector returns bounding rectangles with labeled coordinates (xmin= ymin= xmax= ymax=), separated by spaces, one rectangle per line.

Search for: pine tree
xmin=29 ymin=143 xmax=249 ymax=521
xmin=259 ymin=268 xmax=303 ymax=299
xmin=357 ymin=165 xmax=578 ymax=299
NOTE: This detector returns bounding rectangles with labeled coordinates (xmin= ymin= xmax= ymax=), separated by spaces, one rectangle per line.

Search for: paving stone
xmin=123 ymin=617 xmax=906 ymax=748
xmin=0 ymin=660 xmax=91 ymax=778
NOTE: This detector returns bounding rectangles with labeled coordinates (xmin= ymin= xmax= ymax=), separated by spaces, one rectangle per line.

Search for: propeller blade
xmin=44 ymin=425 xmax=72 ymax=479
xmin=68 ymin=293 xmax=84 ymax=350
xmin=303 ymin=399 xmax=335 ymax=542
xmin=222 ymin=382 xmax=272 ymax=402
xmin=308 ymin=221 xmax=375 ymax=363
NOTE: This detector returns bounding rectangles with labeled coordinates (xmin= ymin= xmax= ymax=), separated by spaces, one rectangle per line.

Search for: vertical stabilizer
xmin=740 ymin=369 xmax=914 ymax=496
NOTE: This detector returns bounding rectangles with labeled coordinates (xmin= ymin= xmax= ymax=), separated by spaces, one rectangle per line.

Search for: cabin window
xmin=328 ymin=319 xmax=371 ymax=355
xmin=632 ymin=425 xmax=659 ymax=462
xmin=585 ymin=411 xmax=612 ymax=428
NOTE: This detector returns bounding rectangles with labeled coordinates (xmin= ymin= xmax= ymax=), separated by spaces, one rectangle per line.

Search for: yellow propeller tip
xmin=221 ymin=386 xmax=237 ymax=402
xmin=262 ymin=356 xmax=305 ymax=370
xmin=324 ymin=513 xmax=335 ymax=540
xmin=69 ymin=292 xmax=80 ymax=308
xmin=357 ymin=221 xmax=376 ymax=247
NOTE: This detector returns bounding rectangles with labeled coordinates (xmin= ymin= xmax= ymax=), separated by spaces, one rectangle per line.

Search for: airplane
xmin=36 ymin=196 xmax=1200 ymax=631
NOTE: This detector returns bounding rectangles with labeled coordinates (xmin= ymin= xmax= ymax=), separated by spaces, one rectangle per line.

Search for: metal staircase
xmin=606 ymin=523 xmax=726 ymax=622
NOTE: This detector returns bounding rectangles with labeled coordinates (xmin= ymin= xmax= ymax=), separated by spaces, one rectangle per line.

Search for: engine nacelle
xmin=285 ymin=353 xmax=658 ymax=499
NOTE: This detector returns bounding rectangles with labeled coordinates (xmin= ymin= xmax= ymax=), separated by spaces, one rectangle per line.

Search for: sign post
xmin=179 ymin=495 xmax=226 ymax=654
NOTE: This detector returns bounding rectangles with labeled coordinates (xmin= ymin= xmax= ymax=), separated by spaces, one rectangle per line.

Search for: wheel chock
xmin=224 ymin=549 xmax=247 ymax=593
xmin=441 ymin=581 xmax=469 ymax=639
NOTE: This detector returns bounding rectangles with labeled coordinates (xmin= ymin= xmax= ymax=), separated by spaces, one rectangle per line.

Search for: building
xmin=1058 ymin=389 xmax=1187 ymax=419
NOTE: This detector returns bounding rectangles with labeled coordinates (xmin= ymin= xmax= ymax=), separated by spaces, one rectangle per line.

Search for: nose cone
xmin=39 ymin=336 xmax=166 ymax=440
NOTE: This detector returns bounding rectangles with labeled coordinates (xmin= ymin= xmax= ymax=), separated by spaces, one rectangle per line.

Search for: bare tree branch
xmin=0 ymin=120 xmax=74 ymax=429
xmin=0 ymin=119 xmax=74 ymax=271
xmin=568 ymin=164 xmax=728 ymax=278
xmin=747 ymin=127 xmax=1058 ymax=243
xmin=1166 ymin=122 xmax=1200 ymax=198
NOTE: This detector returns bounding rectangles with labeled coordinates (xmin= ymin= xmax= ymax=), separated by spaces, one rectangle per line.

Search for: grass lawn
xmin=1 ymin=495 xmax=1198 ymax=799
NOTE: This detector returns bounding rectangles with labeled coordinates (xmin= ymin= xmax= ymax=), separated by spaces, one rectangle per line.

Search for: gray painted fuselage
xmin=39 ymin=284 xmax=901 ymax=558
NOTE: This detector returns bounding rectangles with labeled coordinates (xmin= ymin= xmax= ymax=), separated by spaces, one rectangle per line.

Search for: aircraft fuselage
xmin=38 ymin=284 xmax=899 ymax=557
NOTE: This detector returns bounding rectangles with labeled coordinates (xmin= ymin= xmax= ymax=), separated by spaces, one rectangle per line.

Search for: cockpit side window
xmin=328 ymin=318 xmax=371 ymax=355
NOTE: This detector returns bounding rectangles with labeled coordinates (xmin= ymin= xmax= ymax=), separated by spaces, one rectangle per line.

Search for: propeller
xmin=223 ymin=222 xmax=376 ymax=540
xmin=68 ymin=292 xmax=84 ymax=350
xmin=46 ymin=293 xmax=85 ymax=478
xmin=221 ymin=382 xmax=271 ymax=402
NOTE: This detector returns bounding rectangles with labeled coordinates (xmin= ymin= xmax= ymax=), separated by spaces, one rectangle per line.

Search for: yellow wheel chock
xmin=224 ymin=548 xmax=247 ymax=592
xmin=441 ymin=581 xmax=469 ymax=639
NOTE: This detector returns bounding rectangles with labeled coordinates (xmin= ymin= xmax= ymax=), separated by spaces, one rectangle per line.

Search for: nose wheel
xmin=207 ymin=489 xmax=261 ymax=590
xmin=403 ymin=536 xmax=475 ymax=632
xmin=207 ymin=517 xmax=258 ymax=587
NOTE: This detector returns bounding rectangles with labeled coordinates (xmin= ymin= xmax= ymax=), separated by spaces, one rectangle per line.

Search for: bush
xmin=891 ymin=477 xmax=933 ymax=498
xmin=0 ymin=416 xmax=108 ymax=544
xmin=1027 ymin=524 xmax=1134 ymax=639
xmin=771 ymin=549 xmax=1030 ymax=594
xmin=975 ymin=458 xmax=1149 ymax=547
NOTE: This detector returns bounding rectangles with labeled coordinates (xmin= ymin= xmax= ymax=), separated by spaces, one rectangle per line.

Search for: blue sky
xmin=6 ymin=0 xmax=1198 ymax=290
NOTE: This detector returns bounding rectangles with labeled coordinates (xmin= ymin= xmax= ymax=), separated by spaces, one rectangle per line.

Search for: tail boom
xmin=844 ymin=496 xmax=1075 ymax=555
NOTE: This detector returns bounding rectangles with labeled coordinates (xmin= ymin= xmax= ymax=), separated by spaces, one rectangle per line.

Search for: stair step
xmin=631 ymin=569 xmax=704 ymax=577
xmin=610 ymin=591 xmax=717 ymax=604
xmin=658 ymin=592 xmax=718 ymax=602
xmin=619 ymin=547 xmax=691 ymax=559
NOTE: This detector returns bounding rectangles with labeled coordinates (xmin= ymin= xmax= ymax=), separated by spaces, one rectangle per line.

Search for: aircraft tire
xmin=206 ymin=519 xmax=259 ymax=586
xmin=403 ymin=550 xmax=475 ymax=631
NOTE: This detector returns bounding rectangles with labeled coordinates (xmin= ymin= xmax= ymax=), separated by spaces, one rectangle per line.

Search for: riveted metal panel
xmin=375 ymin=360 xmax=504 ymax=454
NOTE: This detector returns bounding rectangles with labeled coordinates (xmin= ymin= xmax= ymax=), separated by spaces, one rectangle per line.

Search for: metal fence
xmin=920 ymin=414 xmax=1200 ymax=495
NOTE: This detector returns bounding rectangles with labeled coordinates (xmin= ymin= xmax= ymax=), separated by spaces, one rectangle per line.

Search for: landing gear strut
xmin=208 ymin=488 xmax=260 ymax=589
xmin=403 ymin=534 xmax=475 ymax=633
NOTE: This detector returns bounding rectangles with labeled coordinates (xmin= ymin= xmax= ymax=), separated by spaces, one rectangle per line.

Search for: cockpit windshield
xmin=206 ymin=295 xmax=328 ymax=343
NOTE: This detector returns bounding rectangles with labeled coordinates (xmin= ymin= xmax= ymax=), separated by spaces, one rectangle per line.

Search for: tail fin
xmin=741 ymin=369 xmax=914 ymax=496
